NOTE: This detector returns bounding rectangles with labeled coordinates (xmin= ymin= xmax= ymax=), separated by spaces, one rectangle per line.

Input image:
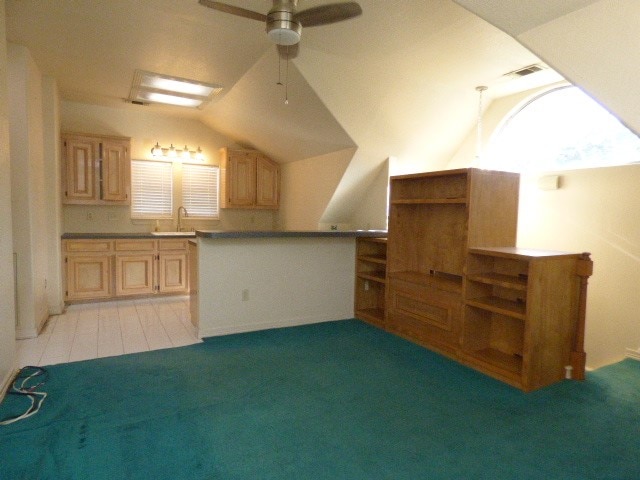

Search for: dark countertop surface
xmin=195 ymin=230 xmax=388 ymax=239
xmin=62 ymin=230 xmax=388 ymax=240
xmin=62 ymin=232 xmax=196 ymax=239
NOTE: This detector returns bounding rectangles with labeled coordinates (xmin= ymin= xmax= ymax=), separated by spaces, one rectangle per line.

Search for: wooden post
xmin=571 ymin=252 xmax=593 ymax=380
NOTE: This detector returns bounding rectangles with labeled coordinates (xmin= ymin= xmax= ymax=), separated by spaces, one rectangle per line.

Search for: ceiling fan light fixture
xmin=266 ymin=8 xmax=301 ymax=45
xmin=267 ymin=26 xmax=301 ymax=45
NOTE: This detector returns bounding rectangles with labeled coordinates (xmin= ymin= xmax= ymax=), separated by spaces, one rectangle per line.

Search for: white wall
xmin=0 ymin=0 xmax=17 ymax=395
xmin=8 ymin=44 xmax=49 ymax=338
xmin=350 ymin=158 xmax=389 ymax=231
xmin=42 ymin=77 xmax=63 ymax=315
xmin=279 ymin=148 xmax=352 ymax=230
xmin=61 ymin=101 xmax=277 ymax=233
xmin=198 ymin=237 xmax=356 ymax=338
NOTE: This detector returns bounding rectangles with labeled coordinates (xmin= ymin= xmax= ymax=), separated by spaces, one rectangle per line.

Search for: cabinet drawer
xmin=388 ymin=279 xmax=462 ymax=353
xmin=65 ymin=239 xmax=113 ymax=253
xmin=115 ymin=239 xmax=156 ymax=252
xmin=158 ymin=239 xmax=188 ymax=251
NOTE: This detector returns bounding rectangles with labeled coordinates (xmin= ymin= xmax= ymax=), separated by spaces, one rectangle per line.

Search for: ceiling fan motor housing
xmin=267 ymin=1 xmax=302 ymax=46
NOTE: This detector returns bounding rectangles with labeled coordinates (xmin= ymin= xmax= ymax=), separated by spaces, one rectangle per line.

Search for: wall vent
xmin=505 ymin=64 xmax=545 ymax=78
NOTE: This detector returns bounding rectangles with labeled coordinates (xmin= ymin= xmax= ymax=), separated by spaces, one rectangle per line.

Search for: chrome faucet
xmin=177 ymin=206 xmax=188 ymax=232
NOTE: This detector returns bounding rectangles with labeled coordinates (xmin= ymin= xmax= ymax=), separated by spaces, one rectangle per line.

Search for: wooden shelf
xmin=357 ymin=271 xmax=386 ymax=283
xmin=391 ymin=198 xmax=467 ymax=205
xmin=355 ymin=237 xmax=388 ymax=329
xmin=358 ymin=254 xmax=387 ymax=265
xmin=389 ymin=270 xmax=462 ymax=293
xmin=466 ymin=296 xmax=526 ymax=320
xmin=466 ymin=347 xmax=523 ymax=375
xmin=355 ymin=307 xmax=385 ymax=326
xmin=466 ymin=272 xmax=527 ymax=291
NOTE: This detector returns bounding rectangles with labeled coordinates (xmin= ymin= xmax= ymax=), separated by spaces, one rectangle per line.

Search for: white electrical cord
xmin=0 ymin=367 xmax=48 ymax=426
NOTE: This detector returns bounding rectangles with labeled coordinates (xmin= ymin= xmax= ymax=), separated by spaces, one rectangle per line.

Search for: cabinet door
xmin=115 ymin=254 xmax=155 ymax=296
xmin=66 ymin=255 xmax=111 ymax=300
xmin=158 ymin=253 xmax=188 ymax=293
xmin=101 ymin=140 xmax=130 ymax=203
xmin=256 ymin=155 xmax=280 ymax=208
xmin=63 ymin=136 xmax=98 ymax=203
xmin=188 ymin=242 xmax=199 ymax=327
xmin=227 ymin=151 xmax=257 ymax=207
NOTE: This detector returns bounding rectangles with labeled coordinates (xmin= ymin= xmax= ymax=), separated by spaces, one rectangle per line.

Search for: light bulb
xmin=151 ymin=142 xmax=163 ymax=157
xmin=182 ymin=146 xmax=190 ymax=160
xmin=168 ymin=144 xmax=177 ymax=157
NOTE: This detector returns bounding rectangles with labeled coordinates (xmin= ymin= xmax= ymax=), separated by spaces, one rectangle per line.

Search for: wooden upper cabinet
xmin=256 ymin=155 xmax=280 ymax=208
xmin=64 ymin=136 xmax=97 ymax=202
xmin=228 ymin=150 xmax=257 ymax=207
xmin=62 ymin=133 xmax=130 ymax=205
xmin=220 ymin=147 xmax=280 ymax=209
xmin=101 ymin=139 xmax=130 ymax=202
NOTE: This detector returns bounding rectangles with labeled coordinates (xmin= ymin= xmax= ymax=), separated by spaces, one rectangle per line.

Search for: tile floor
xmin=16 ymin=296 xmax=201 ymax=368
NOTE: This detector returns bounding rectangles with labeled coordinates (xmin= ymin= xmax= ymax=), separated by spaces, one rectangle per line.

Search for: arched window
xmin=482 ymin=86 xmax=640 ymax=173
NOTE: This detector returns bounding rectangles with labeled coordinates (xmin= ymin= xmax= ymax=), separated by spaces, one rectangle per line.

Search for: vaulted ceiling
xmin=7 ymin=0 xmax=578 ymax=224
xmin=5 ymin=0 xmax=560 ymax=163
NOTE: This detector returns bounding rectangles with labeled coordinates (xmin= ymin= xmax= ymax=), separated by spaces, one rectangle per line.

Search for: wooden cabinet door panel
xmin=115 ymin=254 xmax=155 ymax=296
xmin=66 ymin=255 xmax=111 ymax=300
xmin=64 ymin=137 xmax=97 ymax=203
xmin=188 ymin=242 xmax=199 ymax=327
xmin=101 ymin=140 xmax=130 ymax=203
xmin=256 ymin=155 xmax=279 ymax=208
xmin=158 ymin=253 xmax=188 ymax=293
xmin=228 ymin=152 xmax=257 ymax=207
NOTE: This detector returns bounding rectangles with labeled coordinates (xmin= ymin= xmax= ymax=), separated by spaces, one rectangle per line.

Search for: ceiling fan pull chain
xmin=277 ymin=50 xmax=283 ymax=86
xmin=285 ymin=46 xmax=289 ymax=105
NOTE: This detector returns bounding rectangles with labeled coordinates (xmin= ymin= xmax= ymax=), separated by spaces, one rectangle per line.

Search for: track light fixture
xmin=151 ymin=142 xmax=204 ymax=161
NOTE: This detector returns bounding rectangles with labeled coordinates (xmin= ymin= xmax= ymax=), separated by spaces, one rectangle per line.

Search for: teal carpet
xmin=1 ymin=319 xmax=639 ymax=479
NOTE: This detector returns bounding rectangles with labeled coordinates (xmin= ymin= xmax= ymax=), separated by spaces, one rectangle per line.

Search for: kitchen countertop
xmin=62 ymin=230 xmax=388 ymax=240
xmin=62 ymin=232 xmax=196 ymax=239
xmin=195 ymin=230 xmax=388 ymax=239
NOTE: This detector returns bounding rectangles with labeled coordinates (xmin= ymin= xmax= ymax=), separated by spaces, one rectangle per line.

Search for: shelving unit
xmin=386 ymin=169 xmax=520 ymax=357
xmin=356 ymin=167 xmax=593 ymax=391
xmin=461 ymin=247 xmax=593 ymax=391
xmin=354 ymin=237 xmax=387 ymax=328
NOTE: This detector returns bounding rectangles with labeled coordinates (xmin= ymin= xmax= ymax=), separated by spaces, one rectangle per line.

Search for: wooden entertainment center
xmin=355 ymin=168 xmax=593 ymax=391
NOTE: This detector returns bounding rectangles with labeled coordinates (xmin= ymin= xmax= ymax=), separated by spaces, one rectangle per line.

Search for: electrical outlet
xmin=86 ymin=211 xmax=94 ymax=221
xmin=242 ymin=289 xmax=249 ymax=301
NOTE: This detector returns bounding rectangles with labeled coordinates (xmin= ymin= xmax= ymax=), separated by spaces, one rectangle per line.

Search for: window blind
xmin=182 ymin=164 xmax=219 ymax=218
xmin=131 ymin=160 xmax=173 ymax=218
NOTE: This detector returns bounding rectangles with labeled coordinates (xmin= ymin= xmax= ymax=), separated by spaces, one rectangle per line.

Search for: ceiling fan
xmin=198 ymin=0 xmax=363 ymax=59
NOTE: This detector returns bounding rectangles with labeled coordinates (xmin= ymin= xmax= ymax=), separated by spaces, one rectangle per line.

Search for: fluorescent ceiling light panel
xmin=140 ymin=92 xmax=203 ymax=108
xmin=129 ymin=70 xmax=223 ymax=109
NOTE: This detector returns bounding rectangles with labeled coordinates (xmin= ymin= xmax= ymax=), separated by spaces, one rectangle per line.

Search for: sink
xmin=151 ymin=231 xmax=196 ymax=237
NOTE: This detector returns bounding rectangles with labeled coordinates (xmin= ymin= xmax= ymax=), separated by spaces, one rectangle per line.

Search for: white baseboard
xmin=198 ymin=315 xmax=346 ymax=339
xmin=625 ymin=348 xmax=640 ymax=361
xmin=0 ymin=366 xmax=18 ymax=404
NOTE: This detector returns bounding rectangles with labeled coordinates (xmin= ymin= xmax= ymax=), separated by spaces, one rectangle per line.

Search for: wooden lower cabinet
xmin=115 ymin=254 xmax=155 ymax=296
xmin=387 ymin=274 xmax=462 ymax=358
xmin=158 ymin=253 xmax=188 ymax=293
xmin=188 ymin=240 xmax=199 ymax=327
xmin=66 ymin=254 xmax=112 ymax=300
xmin=63 ymin=238 xmax=189 ymax=302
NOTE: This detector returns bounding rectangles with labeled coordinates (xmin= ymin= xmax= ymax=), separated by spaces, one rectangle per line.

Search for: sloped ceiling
xmin=5 ymin=0 xmax=564 ymax=223
xmin=454 ymin=0 xmax=640 ymax=138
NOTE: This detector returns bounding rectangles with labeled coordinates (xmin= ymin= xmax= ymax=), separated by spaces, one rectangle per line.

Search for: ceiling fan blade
xmin=278 ymin=43 xmax=300 ymax=60
xmin=293 ymin=2 xmax=362 ymax=27
xmin=198 ymin=0 xmax=267 ymax=22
